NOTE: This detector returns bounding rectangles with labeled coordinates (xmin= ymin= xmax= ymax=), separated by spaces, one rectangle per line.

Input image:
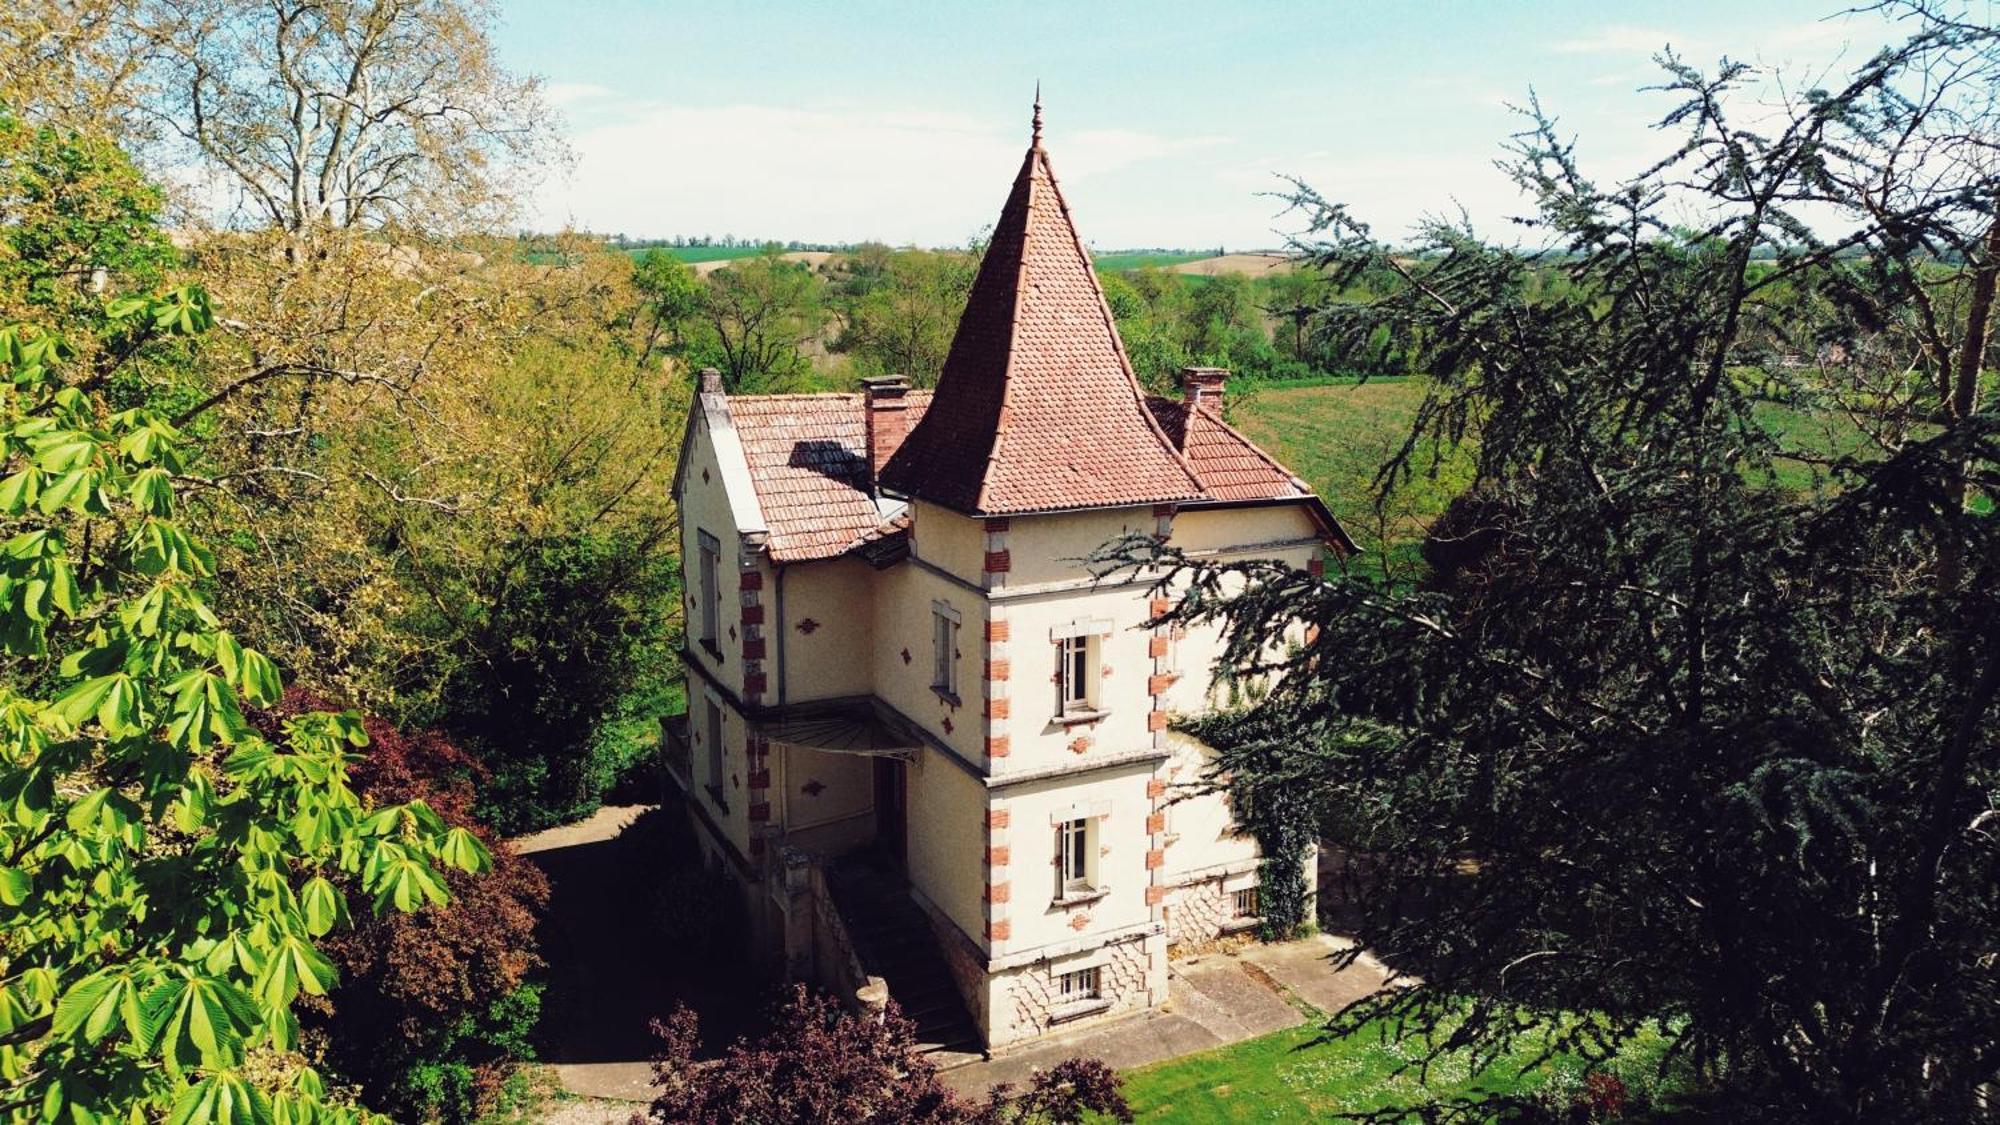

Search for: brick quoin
xmin=985 ymin=659 xmax=1011 ymax=681
xmin=983 ymin=549 xmax=1012 ymax=573
xmin=742 ymin=638 xmax=767 ymax=660
xmin=985 ymin=619 xmax=1011 ymax=642
xmin=1146 ymin=812 xmax=1166 ymax=834
xmin=1147 ymin=673 xmax=1176 ymax=696
xmin=987 ymin=881 xmax=1011 ymax=904
xmin=1145 ymin=885 xmax=1165 ymax=905
xmin=740 ymin=604 xmax=765 ymax=626
xmin=987 ymin=919 xmax=1011 ymax=941
xmin=983 ymin=517 xmax=1011 ymax=532
xmin=748 ymin=837 xmax=765 ymax=860
xmin=1148 ymin=635 xmax=1169 ymax=658
xmin=739 ymin=571 xmax=763 ymax=591
xmin=1152 ymin=503 xmax=1177 ymax=518
xmin=1308 ymin=555 xmax=1326 ymax=578
xmin=985 ymin=845 xmax=1011 ymax=867
xmin=748 ymin=802 xmax=771 ymax=823
xmin=744 ymin=673 xmax=768 ymax=696
xmin=1145 ymin=848 xmax=1165 ymax=869
xmin=986 ymin=697 xmax=1011 ymax=720
xmin=1147 ymin=710 xmax=1169 ymax=732
xmin=986 ymin=808 xmax=1011 ymax=828
xmin=1147 ymin=778 xmax=1166 ymax=799
xmin=986 ymin=735 xmax=1011 ymax=758
xmin=1149 ymin=597 xmax=1172 ymax=617
xmin=746 ymin=770 xmax=770 ymax=790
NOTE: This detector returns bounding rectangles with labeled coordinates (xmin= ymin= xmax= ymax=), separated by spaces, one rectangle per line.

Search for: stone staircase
xmin=825 ymin=856 xmax=984 ymax=1065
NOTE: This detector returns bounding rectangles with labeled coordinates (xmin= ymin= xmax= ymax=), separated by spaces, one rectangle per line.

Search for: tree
xmin=693 ymin=250 xmax=825 ymax=391
xmin=129 ymin=0 xmax=560 ymax=234
xmin=0 ymin=293 xmax=487 ymax=1121
xmin=1109 ymin=6 xmax=2000 ymax=1119
xmin=634 ymin=986 xmax=1131 ymax=1125
xmin=833 ymin=248 xmax=977 ymax=385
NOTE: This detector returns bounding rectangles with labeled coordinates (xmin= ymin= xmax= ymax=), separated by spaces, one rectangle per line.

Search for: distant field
xmin=1092 ymin=250 xmax=1218 ymax=271
xmin=625 ymin=245 xmax=774 ymax=264
xmin=1171 ymin=253 xmax=1297 ymax=278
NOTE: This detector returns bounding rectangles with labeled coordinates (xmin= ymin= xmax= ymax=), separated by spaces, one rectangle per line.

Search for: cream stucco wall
xmin=997 ymin=765 xmax=1156 ymax=951
xmin=1158 ymin=730 xmax=1259 ymax=886
xmin=689 ymin=683 xmax=753 ymax=860
xmin=997 ymin=585 xmax=1158 ymax=778
xmin=868 ymin=562 xmax=988 ymax=768
xmin=1002 ymin=507 xmax=1160 ymax=587
xmin=777 ymin=744 xmax=875 ymax=854
xmin=774 ymin=557 xmax=877 ymax=703
xmin=908 ymin=500 xmax=989 ymax=586
xmin=677 ymin=408 xmax=751 ymax=702
xmin=904 ymin=748 xmax=989 ymax=944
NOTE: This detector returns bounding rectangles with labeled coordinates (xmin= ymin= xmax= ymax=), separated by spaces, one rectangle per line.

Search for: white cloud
xmin=1553 ymin=26 xmax=1682 ymax=55
xmin=545 ymin=82 xmax=612 ymax=107
xmin=528 ymin=100 xmax=1231 ymax=245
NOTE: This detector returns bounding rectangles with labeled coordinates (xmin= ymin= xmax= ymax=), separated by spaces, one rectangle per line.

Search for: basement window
xmin=1058 ymin=966 xmax=1100 ymax=1002
xmin=1233 ymin=886 xmax=1260 ymax=919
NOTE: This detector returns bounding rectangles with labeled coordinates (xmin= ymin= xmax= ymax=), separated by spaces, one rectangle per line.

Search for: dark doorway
xmin=873 ymin=756 xmax=906 ymax=865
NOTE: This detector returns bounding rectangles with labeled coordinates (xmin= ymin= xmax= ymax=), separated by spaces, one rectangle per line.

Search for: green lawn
xmin=1116 ymin=1017 xmax=1675 ymax=1122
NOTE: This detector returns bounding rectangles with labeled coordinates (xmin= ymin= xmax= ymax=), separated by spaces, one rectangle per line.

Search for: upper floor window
xmin=932 ymin=601 xmax=961 ymax=699
xmin=1059 ymin=634 xmax=1098 ymax=714
xmin=697 ymin=530 xmax=721 ymax=650
xmin=1058 ymin=816 xmax=1095 ymax=894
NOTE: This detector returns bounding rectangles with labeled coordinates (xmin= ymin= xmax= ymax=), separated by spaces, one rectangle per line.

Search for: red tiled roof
xmin=728 ymin=391 xmax=933 ymax=562
xmin=1145 ymin=397 xmax=1308 ymax=502
xmin=877 ymin=120 xmax=1203 ymax=515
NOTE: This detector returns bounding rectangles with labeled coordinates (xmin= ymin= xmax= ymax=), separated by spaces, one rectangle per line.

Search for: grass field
xmin=625 ymin=245 xmax=806 ymax=263
xmin=1116 ymin=1016 xmax=1675 ymax=1122
xmin=1092 ymin=250 xmax=1218 ymax=271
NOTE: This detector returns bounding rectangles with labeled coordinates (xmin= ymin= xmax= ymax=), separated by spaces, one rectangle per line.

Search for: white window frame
xmin=1058 ymin=816 xmax=1095 ymax=894
xmin=1058 ymin=634 xmax=1095 ymax=713
xmin=697 ymin=530 xmax=721 ymax=649
xmin=1233 ymin=885 xmax=1260 ymax=919
xmin=1057 ymin=965 xmax=1101 ymax=1002
xmin=931 ymin=601 xmax=961 ymax=698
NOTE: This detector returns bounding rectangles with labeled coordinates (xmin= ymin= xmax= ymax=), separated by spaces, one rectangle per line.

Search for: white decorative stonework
xmin=993 ymin=932 xmax=1154 ymax=1046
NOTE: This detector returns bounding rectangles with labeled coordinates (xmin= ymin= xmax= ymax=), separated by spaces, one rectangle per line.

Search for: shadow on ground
xmin=517 ymin=804 xmax=778 ymax=1089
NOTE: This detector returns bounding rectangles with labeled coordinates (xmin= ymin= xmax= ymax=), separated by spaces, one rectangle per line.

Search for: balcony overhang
xmin=763 ymin=695 xmax=925 ymax=758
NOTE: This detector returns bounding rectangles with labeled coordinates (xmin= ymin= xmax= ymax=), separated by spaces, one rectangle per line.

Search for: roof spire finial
xmin=1031 ymin=82 xmax=1043 ymax=147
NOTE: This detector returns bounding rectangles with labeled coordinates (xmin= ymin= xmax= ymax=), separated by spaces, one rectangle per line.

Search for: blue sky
xmin=493 ymin=1 xmax=1907 ymax=250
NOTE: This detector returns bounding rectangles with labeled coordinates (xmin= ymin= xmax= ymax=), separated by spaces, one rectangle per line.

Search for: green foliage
xmin=1115 ymin=14 xmax=2000 ymax=1118
xmin=0 ymin=301 xmax=479 ymax=1123
xmin=452 ymin=533 xmax=680 ymax=833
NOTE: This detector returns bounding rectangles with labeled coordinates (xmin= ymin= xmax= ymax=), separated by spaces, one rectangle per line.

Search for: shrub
xmin=260 ymin=690 xmax=551 ymax=1124
xmin=633 ymin=986 xmax=1132 ymax=1125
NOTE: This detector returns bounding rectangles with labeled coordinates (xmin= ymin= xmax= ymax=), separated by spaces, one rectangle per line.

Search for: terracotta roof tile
xmin=877 ymin=118 xmax=1203 ymax=515
xmin=1146 ymin=397 xmax=1308 ymax=502
xmin=728 ymin=391 xmax=932 ymax=562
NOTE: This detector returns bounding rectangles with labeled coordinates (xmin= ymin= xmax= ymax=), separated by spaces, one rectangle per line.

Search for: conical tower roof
xmin=878 ymin=98 xmax=1202 ymax=515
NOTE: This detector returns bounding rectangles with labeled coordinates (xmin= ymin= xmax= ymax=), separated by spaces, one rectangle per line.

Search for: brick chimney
xmin=861 ymin=375 xmax=911 ymax=493
xmin=1182 ymin=366 xmax=1227 ymax=409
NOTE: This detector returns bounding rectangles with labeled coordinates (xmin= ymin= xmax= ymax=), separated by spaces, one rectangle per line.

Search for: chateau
xmin=667 ymin=103 xmax=1349 ymax=1059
